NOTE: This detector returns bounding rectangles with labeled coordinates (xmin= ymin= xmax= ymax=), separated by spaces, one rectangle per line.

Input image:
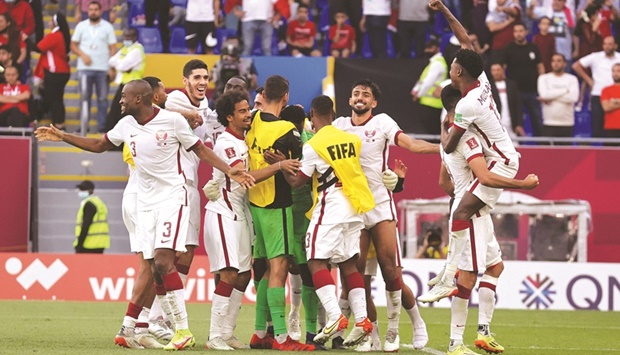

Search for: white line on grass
xmin=401 ymin=344 xmax=446 ymax=354
xmin=513 ymin=346 xmax=620 ymax=352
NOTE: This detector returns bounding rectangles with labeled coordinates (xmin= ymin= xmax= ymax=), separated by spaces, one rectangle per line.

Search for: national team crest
xmin=225 ymin=147 xmax=236 ymax=158
xmin=466 ymin=137 xmax=478 ymax=149
xmin=155 ymin=130 xmax=168 ymax=147
xmin=364 ymin=129 xmax=376 ymax=138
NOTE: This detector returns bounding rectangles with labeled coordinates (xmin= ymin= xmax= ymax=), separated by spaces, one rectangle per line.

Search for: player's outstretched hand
xmin=279 ymin=159 xmax=301 ymax=176
xmin=522 ymin=174 xmax=540 ymax=189
xmin=428 ymin=0 xmax=447 ymax=12
xmin=202 ymin=179 xmax=221 ymax=201
xmin=34 ymin=124 xmax=64 ymax=142
xmin=393 ymin=159 xmax=408 ymax=178
xmin=188 ymin=110 xmax=204 ymax=129
xmin=382 ymin=169 xmax=398 ymax=191
xmin=263 ymin=149 xmax=287 ymax=164
xmin=228 ymin=168 xmax=255 ymax=189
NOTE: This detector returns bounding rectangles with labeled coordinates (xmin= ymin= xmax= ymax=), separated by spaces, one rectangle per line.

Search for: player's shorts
xmin=291 ymin=205 xmax=311 ymax=265
xmin=467 ymin=161 xmax=518 ymax=210
xmin=203 ymin=210 xmax=253 ymax=273
xmin=122 ymin=193 xmax=140 ymax=253
xmin=185 ymin=21 xmax=216 ymax=49
xmin=362 ymin=199 xmax=397 ymax=229
xmin=139 ymin=204 xmax=190 ymax=260
xmin=186 ymin=184 xmax=200 ymax=246
xmin=250 ymin=205 xmax=294 ymax=260
xmin=306 ymin=221 xmax=364 ymax=264
xmin=457 ymin=214 xmax=502 ymax=273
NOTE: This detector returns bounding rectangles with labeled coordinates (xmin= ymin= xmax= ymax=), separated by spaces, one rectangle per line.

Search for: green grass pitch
xmin=5 ymin=300 xmax=620 ymax=354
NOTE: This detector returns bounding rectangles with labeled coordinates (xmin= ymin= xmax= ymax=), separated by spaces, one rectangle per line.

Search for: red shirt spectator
xmin=34 ymin=28 xmax=70 ymax=79
xmin=0 ymin=66 xmax=30 ymax=128
xmin=329 ymin=23 xmax=356 ymax=50
xmin=534 ymin=32 xmax=555 ymax=73
xmin=487 ymin=2 xmax=521 ymax=51
xmin=286 ymin=5 xmax=320 ymax=57
xmin=0 ymin=80 xmax=29 ymax=115
xmin=287 ymin=19 xmax=316 ymax=44
xmin=601 ymin=83 xmax=620 ymax=129
xmin=0 ymin=0 xmax=35 ymax=36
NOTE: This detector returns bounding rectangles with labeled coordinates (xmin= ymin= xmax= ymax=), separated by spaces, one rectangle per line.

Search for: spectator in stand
xmin=361 ymin=0 xmax=391 ymax=58
xmin=71 ymin=0 xmax=117 ymax=134
xmin=34 ymin=13 xmax=71 ymax=131
xmin=329 ymin=0 xmax=363 ymax=56
xmin=0 ymin=65 xmax=30 ymax=127
xmin=105 ymin=27 xmax=145 ymax=131
xmin=471 ymin=0 xmax=492 ymax=52
xmin=286 ymin=4 xmax=320 ymax=57
xmin=600 ymin=62 xmax=620 ymax=142
xmin=0 ymin=44 xmax=21 ymax=82
xmin=490 ymin=62 xmax=525 ymax=142
xmin=145 ymin=0 xmax=169 ymax=53
xmin=533 ymin=16 xmax=556 ymax=73
xmin=169 ymin=3 xmax=187 ymax=27
xmin=395 ymin=0 xmax=429 ymax=58
xmin=212 ymin=38 xmax=258 ymax=100
xmin=502 ymin=23 xmax=545 ymax=136
xmin=0 ymin=0 xmax=34 ymax=39
xmin=416 ymin=227 xmax=447 ymax=259
xmin=0 ymin=13 xmax=26 ymax=68
xmin=530 ymin=0 xmax=575 ymax=65
xmin=74 ymin=0 xmax=116 ymax=22
xmin=537 ymin=53 xmax=579 ymax=141
xmin=486 ymin=0 xmax=521 ymax=58
xmin=329 ymin=11 xmax=356 ymax=58
xmin=573 ymin=36 xmax=620 ymax=137
xmin=236 ymin=0 xmax=277 ymax=56
xmin=572 ymin=7 xmax=602 ymax=111
xmin=185 ymin=0 xmax=220 ymax=54
xmin=411 ymin=36 xmax=447 ymax=135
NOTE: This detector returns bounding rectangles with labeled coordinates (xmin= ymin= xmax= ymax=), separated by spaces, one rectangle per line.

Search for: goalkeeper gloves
xmin=382 ymin=169 xmax=398 ymax=191
xmin=202 ymin=179 xmax=221 ymax=201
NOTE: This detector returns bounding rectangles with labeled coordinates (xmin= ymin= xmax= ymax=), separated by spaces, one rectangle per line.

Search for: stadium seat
xmin=169 ymin=27 xmax=187 ymax=54
xmin=138 ymin=27 xmax=163 ymax=53
xmin=318 ymin=7 xmax=330 ymax=32
xmin=434 ymin=13 xmax=449 ymax=34
xmin=126 ymin=0 xmax=144 ymax=5
xmin=214 ymin=27 xmax=238 ymax=55
xmin=171 ymin=0 xmax=187 ymax=7
xmin=361 ymin=32 xmax=396 ymax=58
xmin=574 ymin=110 xmax=592 ymax=137
xmin=440 ymin=32 xmax=453 ymax=52
xmin=128 ymin=1 xmax=146 ymax=27
xmin=316 ymin=0 xmax=328 ymax=11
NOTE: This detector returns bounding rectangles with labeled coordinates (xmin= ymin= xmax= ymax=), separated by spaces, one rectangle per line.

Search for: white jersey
xmin=440 ymin=130 xmax=484 ymax=199
xmin=454 ymin=72 xmax=519 ymax=167
xmin=299 ymin=142 xmax=361 ymax=225
xmin=166 ymin=89 xmax=222 ymax=184
xmin=333 ymin=113 xmax=402 ymax=205
xmin=205 ymin=129 xmax=250 ymax=221
xmin=124 ymin=164 xmax=138 ymax=195
xmin=106 ymin=108 xmax=200 ymax=210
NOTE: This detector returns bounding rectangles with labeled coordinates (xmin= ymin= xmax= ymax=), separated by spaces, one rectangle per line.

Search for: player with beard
xmin=34 ymin=80 xmax=254 ymax=351
xmin=332 ymin=79 xmax=438 ymax=352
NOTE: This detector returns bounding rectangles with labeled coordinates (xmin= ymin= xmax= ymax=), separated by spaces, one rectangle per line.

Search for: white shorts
xmin=306 ymin=221 xmax=364 ymax=264
xmin=365 ymin=257 xmax=378 ymax=276
xmin=122 ymin=193 xmax=140 ymax=253
xmin=186 ymin=184 xmax=200 ymax=246
xmin=139 ymin=204 xmax=190 ymax=260
xmin=466 ymin=161 xmax=517 ymax=210
xmin=203 ymin=210 xmax=253 ymax=273
xmin=362 ymin=199 xmax=397 ymax=229
xmin=457 ymin=214 xmax=502 ymax=272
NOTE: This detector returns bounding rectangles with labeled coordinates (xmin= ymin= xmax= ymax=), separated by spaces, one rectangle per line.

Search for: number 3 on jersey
xmin=130 ymin=141 xmax=137 ymax=157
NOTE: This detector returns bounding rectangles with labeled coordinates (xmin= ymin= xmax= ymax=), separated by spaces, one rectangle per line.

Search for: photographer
xmin=416 ymin=227 xmax=447 ymax=259
xmin=211 ymin=37 xmax=258 ymax=102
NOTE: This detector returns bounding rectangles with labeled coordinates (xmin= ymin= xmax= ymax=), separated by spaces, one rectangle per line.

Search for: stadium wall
xmin=2 ymin=253 xmax=619 ymax=311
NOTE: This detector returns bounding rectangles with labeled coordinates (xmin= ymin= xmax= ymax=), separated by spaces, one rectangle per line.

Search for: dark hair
xmin=311 ymin=95 xmax=334 ymax=117
xmin=264 ymin=75 xmax=289 ymax=102
xmin=538 ymin=16 xmax=551 ymax=24
xmin=143 ymin=76 xmax=162 ymax=90
xmin=255 ymin=86 xmax=264 ymax=95
xmin=88 ymin=1 xmax=102 ymax=9
xmin=125 ymin=27 xmax=139 ymax=39
xmin=551 ymin=52 xmax=566 ymax=62
xmin=513 ymin=23 xmax=527 ymax=31
xmin=228 ymin=75 xmax=248 ymax=87
xmin=183 ymin=59 xmax=209 ymax=78
xmin=281 ymin=105 xmax=306 ymax=126
xmin=0 ymin=44 xmax=10 ymax=53
xmin=351 ymin=79 xmax=382 ymax=100
xmin=0 ymin=13 xmax=21 ymax=64
xmin=53 ymin=13 xmax=71 ymax=54
xmin=441 ymin=85 xmax=461 ymax=112
xmin=454 ymin=48 xmax=484 ymax=79
xmin=215 ymin=90 xmax=250 ymax=127
xmin=298 ymin=4 xmax=309 ymax=11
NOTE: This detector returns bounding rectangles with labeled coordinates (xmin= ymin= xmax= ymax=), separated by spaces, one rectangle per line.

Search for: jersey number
xmin=130 ymin=141 xmax=137 ymax=157
xmin=162 ymin=222 xmax=172 ymax=237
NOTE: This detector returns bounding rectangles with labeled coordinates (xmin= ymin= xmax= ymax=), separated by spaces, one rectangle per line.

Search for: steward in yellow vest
xmin=74 ymin=180 xmax=110 ymax=253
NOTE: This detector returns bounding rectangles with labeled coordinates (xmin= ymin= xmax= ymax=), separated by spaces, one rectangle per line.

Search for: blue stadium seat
xmin=171 ymin=0 xmax=187 ymax=7
xmin=440 ymin=32 xmax=453 ymax=52
xmin=434 ymin=13 xmax=449 ymax=34
xmin=316 ymin=0 xmax=328 ymax=10
xmin=574 ymin=110 xmax=592 ymax=137
xmin=169 ymin=27 xmax=187 ymax=54
xmin=138 ymin=27 xmax=163 ymax=53
xmin=214 ymin=28 xmax=238 ymax=55
xmin=128 ymin=1 xmax=146 ymax=27
xmin=318 ymin=7 xmax=330 ymax=32
xmin=126 ymin=0 xmax=144 ymax=5
xmin=361 ymin=32 xmax=396 ymax=58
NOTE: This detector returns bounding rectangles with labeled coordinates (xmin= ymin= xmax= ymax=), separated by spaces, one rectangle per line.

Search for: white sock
xmin=348 ymin=287 xmax=368 ymax=323
xmin=338 ymin=298 xmax=351 ymax=318
xmin=209 ymin=293 xmax=230 ymax=339
xmin=478 ymin=275 xmax=499 ymax=332
xmin=156 ymin=294 xmax=174 ymax=327
xmin=450 ymin=297 xmax=469 ymax=343
xmin=406 ymin=304 xmax=426 ymax=330
xmin=315 ymin=284 xmax=341 ymax=322
xmin=371 ymin=320 xmax=380 ymax=345
xmin=443 ymin=227 xmax=470 ymax=284
xmin=386 ymin=290 xmax=402 ymax=330
xmin=121 ymin=315 xmax=137 ymax=329
xmin=222 ymin=289 xmax=243 ymax=339
xmin=317 ymin=302 xmax=326 ymax=329
xmin=179 ymin=273 xmax=188 ymax=287
xmin=290 ymin=273 xmax=302 ymax=317
xmin=149 ymin=296 xmax=164 ymax=322
xmin=135 ymin=308 xmax=150 ymax=334
xmin=167 ymin=289 xmax=189 ymax=330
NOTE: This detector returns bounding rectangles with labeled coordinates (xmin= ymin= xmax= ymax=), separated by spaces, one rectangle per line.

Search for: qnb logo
xmin=5 ymin=257 xmax=68 ymax=290
xmin=520 ymin=273 xmax=556 ymax=309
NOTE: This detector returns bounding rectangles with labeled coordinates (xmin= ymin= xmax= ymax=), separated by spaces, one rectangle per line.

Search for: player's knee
xmin=486 ymin=261 xmax=504 ymax=277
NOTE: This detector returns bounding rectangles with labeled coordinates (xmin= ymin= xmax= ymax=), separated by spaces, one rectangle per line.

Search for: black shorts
xmin=185 ymin=21 xmax=216 ymax=50
xmin=289 ymin=45 xmax=314 ymax=56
